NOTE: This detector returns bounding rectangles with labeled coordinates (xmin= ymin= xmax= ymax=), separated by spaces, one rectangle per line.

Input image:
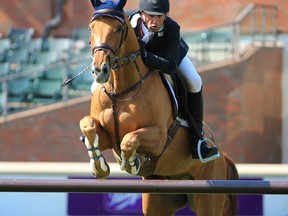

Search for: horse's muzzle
xmin=91 ymin=62 xmax=110 ymax=83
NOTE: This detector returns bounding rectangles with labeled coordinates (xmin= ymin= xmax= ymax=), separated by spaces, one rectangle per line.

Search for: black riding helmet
xmin=139 ymin=0 xmax=170 ymax=15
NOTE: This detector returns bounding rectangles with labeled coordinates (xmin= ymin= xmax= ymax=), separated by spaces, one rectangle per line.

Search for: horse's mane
xmin=123 ymin=12 xmax=141 ymax=53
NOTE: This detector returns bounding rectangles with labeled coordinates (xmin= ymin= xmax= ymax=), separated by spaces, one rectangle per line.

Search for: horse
xmin=79 ymin=0 xmax=239 ymax=215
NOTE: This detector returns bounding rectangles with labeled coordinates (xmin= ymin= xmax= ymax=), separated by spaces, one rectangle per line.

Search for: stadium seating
xmin=0 ymin=38 xmax=11 ymax=62
xmin=68 ymin=60 xmax=93 ymax=91
xmin=43 ymin=66 xmax=66 ymax=81
xmin=71 ymin=27 xmax=90 ymax=41
xmin=7 ymin=77 xmax=33 ymax=103
xmin=0 ymin=92 xmax=3 ymax=114
xmin=29 ymin=78 xmax=62 ymax=104
xmin=7 ymin=27 xmax=35 ymax=49
xmin=0 ymin=27 xmax=93 ymax=115
xmin=0 ymin=62 xmax=10 ymax=77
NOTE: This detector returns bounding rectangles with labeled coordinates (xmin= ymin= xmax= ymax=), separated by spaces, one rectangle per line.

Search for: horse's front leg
xmin=120 ymin=126 xmax=165 ymax=175
xmin=79 ymin=115 xmax=110 ymax=179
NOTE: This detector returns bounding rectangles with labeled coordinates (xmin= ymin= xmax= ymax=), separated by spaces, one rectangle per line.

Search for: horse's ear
xmin=114 ymin=0 xmax=127 ymax=10
xmin=90 ymin=0 xmax=102 ymax=8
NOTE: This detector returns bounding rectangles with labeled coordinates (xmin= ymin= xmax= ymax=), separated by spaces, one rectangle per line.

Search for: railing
xmin=182 ymin=3 xmax=278 ymax=65
xmin=1 ymin=162 xmax=288 ymax=178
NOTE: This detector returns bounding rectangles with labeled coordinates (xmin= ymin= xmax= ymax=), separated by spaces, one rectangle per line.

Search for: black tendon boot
xmin=187 ymin=89 xmax=219 ymax=162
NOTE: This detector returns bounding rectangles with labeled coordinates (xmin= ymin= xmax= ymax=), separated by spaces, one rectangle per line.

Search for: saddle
xmin=159 ymin=72 xmax=188 ymax=121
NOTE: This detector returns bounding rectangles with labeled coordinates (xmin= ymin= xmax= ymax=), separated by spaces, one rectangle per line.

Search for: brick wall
xmin=200 ymin=46 xmax=282 ymax=163
xmin=0 ymin=98 xmax=91 ymax=162
xmin=0 ymin=0 xmax=287 ymax=37
xmin=0 ymin=46 xmax=282 ymax=163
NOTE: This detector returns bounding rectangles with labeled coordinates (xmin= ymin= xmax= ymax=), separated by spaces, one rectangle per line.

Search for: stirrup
xmin=197 ymin=137 xmax=220 ymax=163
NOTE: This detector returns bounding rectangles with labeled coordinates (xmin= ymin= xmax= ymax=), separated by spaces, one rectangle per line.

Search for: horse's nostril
xmin=102 ymin=64 xmax=109 ymax=74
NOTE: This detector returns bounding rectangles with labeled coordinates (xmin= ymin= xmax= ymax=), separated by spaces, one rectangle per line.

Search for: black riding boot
xmin=187 ymin=88 xmax=218 ymax=160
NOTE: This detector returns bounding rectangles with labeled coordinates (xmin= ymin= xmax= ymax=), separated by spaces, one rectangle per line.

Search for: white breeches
xmin=176 ymin=56 xmax=202 ymax=93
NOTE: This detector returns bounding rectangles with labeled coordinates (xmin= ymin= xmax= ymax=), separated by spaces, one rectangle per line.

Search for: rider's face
xmin=141 ymin=12 xmax=166 ymax=32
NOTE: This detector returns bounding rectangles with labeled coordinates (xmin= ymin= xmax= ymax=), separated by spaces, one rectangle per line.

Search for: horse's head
xmin=89 ymin=0 xmax=130 ymax=84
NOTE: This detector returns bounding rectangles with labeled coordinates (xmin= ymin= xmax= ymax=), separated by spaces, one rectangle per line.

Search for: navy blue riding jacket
xmin=127 ymin=10 xmax=188 ymax=75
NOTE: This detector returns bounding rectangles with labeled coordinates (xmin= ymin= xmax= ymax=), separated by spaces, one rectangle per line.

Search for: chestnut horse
xmin=79 ymin=0 xmax=239 ymax=215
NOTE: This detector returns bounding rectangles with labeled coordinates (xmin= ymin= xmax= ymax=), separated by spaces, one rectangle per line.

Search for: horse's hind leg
xmin=190 ymin=194 xmax=227 ymax=216
xmin=79 ymin=116 xmax=110 ymax=179
xmin=142 ymin=193 xmax=188 ymax=216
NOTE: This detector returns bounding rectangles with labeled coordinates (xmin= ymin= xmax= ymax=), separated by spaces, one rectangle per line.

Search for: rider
xmin=128 ymin=0 xmax=219 ymax=162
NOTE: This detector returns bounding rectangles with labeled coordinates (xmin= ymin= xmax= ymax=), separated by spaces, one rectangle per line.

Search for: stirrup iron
xmin=197 ymin=137 xmax=220 ymax=163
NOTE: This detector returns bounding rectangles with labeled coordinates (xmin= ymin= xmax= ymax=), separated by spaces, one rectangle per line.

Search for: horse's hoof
xmin=120 ymin=151 xmax=141 ymax=175
xmin=130 ymin=156 xmax=141 ymax=175
xmin=91 ymin=156 xmax=110 ymax=179
xmin=79 ymin=135 xmax=85 ymax=143
xmin=120 ymin=160 xmax=126 ymax=171
xmin=120 ymin=152 xmax=127 ymax=171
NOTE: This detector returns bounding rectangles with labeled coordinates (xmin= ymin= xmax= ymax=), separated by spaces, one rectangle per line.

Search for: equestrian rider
xmin=128 ymin=0 xmax=219 ymax=162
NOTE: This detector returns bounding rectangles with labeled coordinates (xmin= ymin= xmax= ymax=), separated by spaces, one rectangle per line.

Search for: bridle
xmin=89 ymin=12 xmax=148 ymax=101
xmin=90 ymin=22 xmax=128 ymax=71
xmin=90 ymin=9 xmax=139 ymax=72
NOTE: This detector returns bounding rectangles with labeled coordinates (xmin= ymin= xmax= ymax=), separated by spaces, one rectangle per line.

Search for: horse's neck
xmin=109 ymin=32 xmax=148 ymax=93
xmin=109 ymin=63 xmax=140 ymax=93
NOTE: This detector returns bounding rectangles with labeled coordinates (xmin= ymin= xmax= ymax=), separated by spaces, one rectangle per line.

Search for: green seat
xmin=21 ymin=63 xmax=45 ymax=73
xmin=35 ymin=50 xmax=59 ymax=65
xmin=7 ymin=27 xmax=35 ymax=49
xmin=71 ymin=27 xmax=90 ymax=41
xmin=0 ymin=38 xmax=11 ymax=52
xmin=7 ymin=27 xmax=35 ymax=41
xmin=70 ymin=28 xmax=90 ymax=55
xmin=46 ymin=38 xmax=71 ymax=52
xmin=68 ymin=61 xmax=93 ymax=91
xmin=0 ymin=62 xmax=10 ymax=76
xmin=18 ymin=38 xmax=42 ymax=52
xmin=7 ymin=77 xmax=32 ymax=102
xmin=43 ymin=66 xmax=66 ymax=80
xmin=30 ymin=79 xmax=62 ymax=103
xmin=0 ymin=92 xmax=3 ymax=114
xmin=5 ymin=49 xmax=29 ymax=64
xmin=0 ymin=39 xmax=11 ymax=62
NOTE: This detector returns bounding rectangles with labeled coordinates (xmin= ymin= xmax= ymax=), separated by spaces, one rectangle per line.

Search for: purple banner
xmin=68 ymin=177 xmax=262 ymax=215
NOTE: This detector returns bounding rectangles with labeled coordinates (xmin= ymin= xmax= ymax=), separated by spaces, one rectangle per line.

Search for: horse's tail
xmin=224 ymin=153 xmax=239 ymax=216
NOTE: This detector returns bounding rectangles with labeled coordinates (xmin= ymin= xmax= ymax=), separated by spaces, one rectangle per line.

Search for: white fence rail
xmin=0 ymin=162 xmax=288 ymax=178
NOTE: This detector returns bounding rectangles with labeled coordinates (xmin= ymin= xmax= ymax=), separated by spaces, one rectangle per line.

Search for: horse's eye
xmin=117 ymin=26 xmax=123 ymax=32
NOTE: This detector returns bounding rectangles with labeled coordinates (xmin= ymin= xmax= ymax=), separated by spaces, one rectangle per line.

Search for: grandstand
xmin=0 ymin=27 xmax=92 ymax=115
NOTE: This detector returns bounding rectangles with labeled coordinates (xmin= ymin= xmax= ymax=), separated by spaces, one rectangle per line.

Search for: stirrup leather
xmin=197 ymin=137 xmax=220 ymax=163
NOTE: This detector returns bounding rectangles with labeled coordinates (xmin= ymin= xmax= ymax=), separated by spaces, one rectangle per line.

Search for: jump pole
xmin=1 ymin=179 xmax=288 ymax=194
